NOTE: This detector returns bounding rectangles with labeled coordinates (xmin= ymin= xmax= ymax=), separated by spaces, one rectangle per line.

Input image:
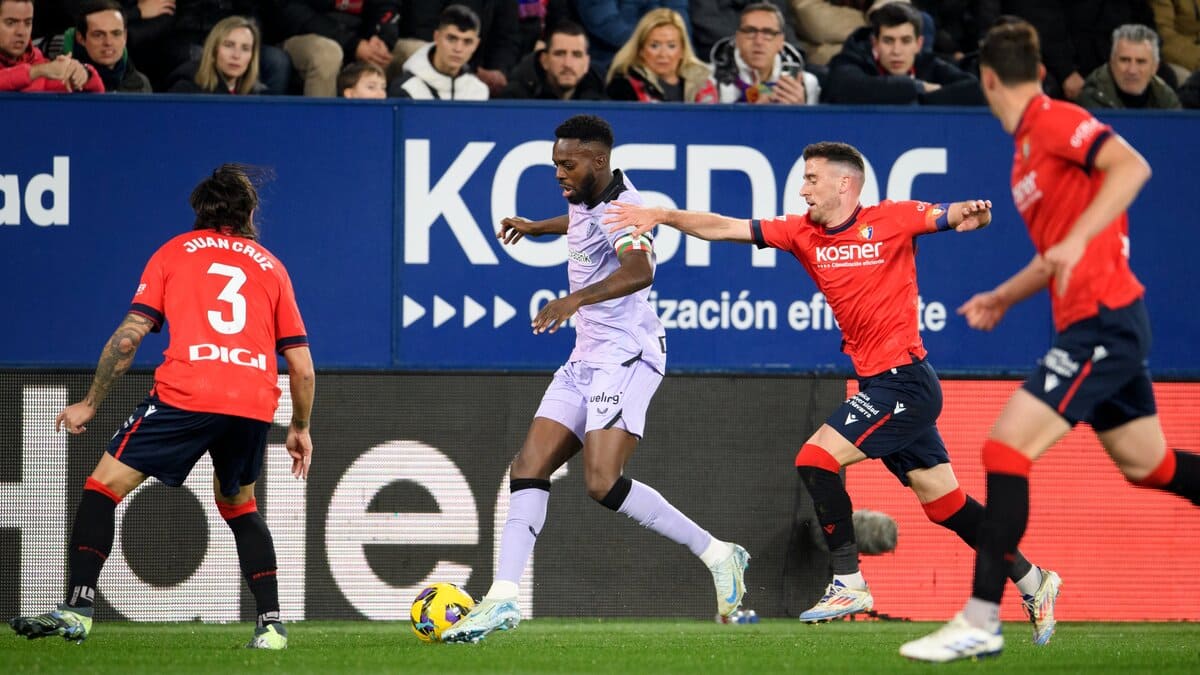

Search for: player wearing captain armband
xmin=442 ymin=115 xmax=749 ymax=644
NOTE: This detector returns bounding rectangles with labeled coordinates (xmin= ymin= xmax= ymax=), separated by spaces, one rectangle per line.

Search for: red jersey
xmin=129 ymin=230 xmax=308 ymax=422
xmin=1010 ymin=95 xmax=1144 ymax=330
xmin=754 ymin=200 xmax=949 ymax=376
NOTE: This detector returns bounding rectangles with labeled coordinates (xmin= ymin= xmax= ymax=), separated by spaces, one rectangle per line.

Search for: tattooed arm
xmin=56 ymin=313 xmax=155 ymax=434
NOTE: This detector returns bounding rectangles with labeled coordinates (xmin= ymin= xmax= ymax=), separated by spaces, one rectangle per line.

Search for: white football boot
xmin=899 ymin=612 xmax=1004 ymax=663
xmin=441 ymin=597 xmax=521 ymax=644
xmin=710 ymin=543 xmax=750 ymax=618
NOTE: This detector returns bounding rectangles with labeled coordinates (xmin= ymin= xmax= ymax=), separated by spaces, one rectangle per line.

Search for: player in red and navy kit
xmin=9 ymin=165 xmax=315 ymax=650
xmin=900 ymin=21 xmax=1200 ymax=663
xmin=606 ymin=141 xmax=1055 ymax=628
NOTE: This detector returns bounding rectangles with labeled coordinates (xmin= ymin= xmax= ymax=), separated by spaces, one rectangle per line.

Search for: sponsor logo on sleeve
xmin=1069 ymin=118 xmax=1105 ymax=149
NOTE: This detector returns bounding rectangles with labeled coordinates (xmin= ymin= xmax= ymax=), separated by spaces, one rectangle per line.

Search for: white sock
xmin=699 ymin=537 xmax=733 ymax=566
xmin=833 ymin=571 xmax=867 ymax=589
xmin=1015 ymin=566 xmax=1043 ymax=597
xmin=484 ymin=580 xmax=519 ymax=601
xmin=963 ymin=597 xmax=1001 ymax=633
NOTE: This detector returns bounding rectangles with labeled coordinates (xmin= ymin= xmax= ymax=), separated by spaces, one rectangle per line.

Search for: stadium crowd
xmin=3 ymin=1 xmax=1198 ymax=107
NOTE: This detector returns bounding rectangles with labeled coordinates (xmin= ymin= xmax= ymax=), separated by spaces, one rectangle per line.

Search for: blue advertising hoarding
xmin=3 ymin=96 xmax=1197 ymax=375
xmin=3 ymin=96 xmax=396 ymax=368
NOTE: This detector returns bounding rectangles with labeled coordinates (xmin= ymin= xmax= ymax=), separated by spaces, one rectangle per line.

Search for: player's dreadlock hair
xmin=803 ymin=141 xmax=865 ymax=176
xmin=979 ymin=18 xmax=1041 ymax=85
xmin=190 ymin=164 xmax=273 ymax=240
xmin=554 ymin=114 xmax=614 ymax=149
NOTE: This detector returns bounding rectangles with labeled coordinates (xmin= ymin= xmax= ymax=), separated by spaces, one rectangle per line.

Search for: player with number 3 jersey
xmin=131 ymin=216 xmax=307 ymax=421
xmin=10 ymin=165 xmax=314 ymax=651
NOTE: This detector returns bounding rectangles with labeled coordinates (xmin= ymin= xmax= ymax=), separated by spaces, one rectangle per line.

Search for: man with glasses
xmin=711 ymin=2 xmax=820 ymax=104
xmin=690 ymin=0 xmax=802 ymax=58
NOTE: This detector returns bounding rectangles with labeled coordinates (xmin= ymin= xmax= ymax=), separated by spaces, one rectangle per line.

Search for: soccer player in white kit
xmin=442 ymin=115 xmax=749 ymax=643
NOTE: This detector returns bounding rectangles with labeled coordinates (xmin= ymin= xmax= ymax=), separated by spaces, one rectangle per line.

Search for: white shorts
xmin=534 ymin=359 xmax=663 ymax=442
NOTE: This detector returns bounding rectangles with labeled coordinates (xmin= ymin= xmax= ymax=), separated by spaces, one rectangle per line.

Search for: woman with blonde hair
xmin=170 ymin=16 xmax=265 ymax=95
xmin=606 ymin=8 xmax=718 ymax=103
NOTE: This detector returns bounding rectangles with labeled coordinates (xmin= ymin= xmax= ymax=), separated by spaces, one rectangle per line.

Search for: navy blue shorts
xmin=107 ymin=394 xmax=270 ymax=497
xmin=1021 ymin=298 xmax=1156 ymax=431
xmin=826 ymin=358 xmax=950 ymax=486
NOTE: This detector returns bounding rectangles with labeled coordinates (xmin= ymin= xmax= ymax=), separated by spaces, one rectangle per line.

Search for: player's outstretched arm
xmin=1043 ymin=135 xmax=1151 ymax=296
xmin=531 ymin=249 xmax=653 ymax=335
xmin=497 ymin=214 xmax=569 ymax=245
xmin=283 ymin=346 xmax=315 ymax=480
xmin=604 ymin=201 xmax=753 ymax=242
xmin=56 ymin=313 xmax=155 ymax=434
xmin=957 ymin=254 xmax=1051 ymax=331
xmin=946 ymin=199 xmax=993 ymax=232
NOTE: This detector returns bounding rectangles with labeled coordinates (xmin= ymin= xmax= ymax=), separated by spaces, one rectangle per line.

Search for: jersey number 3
xmin=207 ymin=263 xmax=247 ymax=335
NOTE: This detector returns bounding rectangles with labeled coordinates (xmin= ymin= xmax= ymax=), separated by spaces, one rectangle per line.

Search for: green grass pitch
xmin=3 ymin=620 xmax=1198 ymax=673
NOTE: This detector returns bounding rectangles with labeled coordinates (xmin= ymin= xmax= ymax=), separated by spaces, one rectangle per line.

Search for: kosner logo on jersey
xmin=0 ymin=156 xmax=69 ymax=226
xmin=404 ymin=139 xmax=949 ymax=269
xmin=814 ymin=242 xmax=883 ymax=263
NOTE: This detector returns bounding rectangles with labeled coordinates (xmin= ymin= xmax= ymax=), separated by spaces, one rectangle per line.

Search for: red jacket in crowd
xmin=0 ymin=44 xmax=105 ymax=93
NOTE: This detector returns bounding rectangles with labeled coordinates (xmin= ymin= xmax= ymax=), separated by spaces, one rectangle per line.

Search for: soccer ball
xmin=410 ymin=582 xmax=475 ymax=642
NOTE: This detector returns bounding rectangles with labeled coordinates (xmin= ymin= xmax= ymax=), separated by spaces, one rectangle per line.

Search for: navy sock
xmin=797 ymin=466 xmax=858 ymax=574
xmin=66 ymin=485 xmax=119 ymax=609
xmin=224 ymin=508 xmax=280 ymax=626
xmin=972 ymin=473 xmax=1029 ymax=603
xmin=1166 ymin=450 xmax=1200 ymax=506
xmin=939 ymin=496 xmax=1034 ymax=583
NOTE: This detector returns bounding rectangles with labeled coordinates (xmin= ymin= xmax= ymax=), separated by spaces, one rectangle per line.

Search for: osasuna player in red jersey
xmin=9 ymin=165 xmax=314 ymax=650
xmin=900 ymin=21 xmax=1200 ymax=663
xmin=606 ymin=141 xmax=1057 ymax=631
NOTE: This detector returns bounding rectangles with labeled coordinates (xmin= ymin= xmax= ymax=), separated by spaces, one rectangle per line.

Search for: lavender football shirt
xmin=563 ymin=170 xmax=665 ymax=374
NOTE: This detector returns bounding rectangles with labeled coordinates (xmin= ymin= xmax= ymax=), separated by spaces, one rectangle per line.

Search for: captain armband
xmin=615 ymin=232 xmax=654 ymax=255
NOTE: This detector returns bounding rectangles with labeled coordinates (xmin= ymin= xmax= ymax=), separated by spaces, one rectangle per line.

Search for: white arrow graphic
xmin=463 ymin=295 xmax=486 ymax=327
xmin=402 ymin=296 xmax=425 ymax=328
xmin=433 ymin=295 xmax=456 ymax=327
xmin=493 ymin=296 xmax=516 ymax=328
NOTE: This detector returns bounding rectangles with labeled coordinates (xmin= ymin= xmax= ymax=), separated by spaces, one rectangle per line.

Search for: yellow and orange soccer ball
xmin=409 ymin=582 xmax=475 ymax=642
